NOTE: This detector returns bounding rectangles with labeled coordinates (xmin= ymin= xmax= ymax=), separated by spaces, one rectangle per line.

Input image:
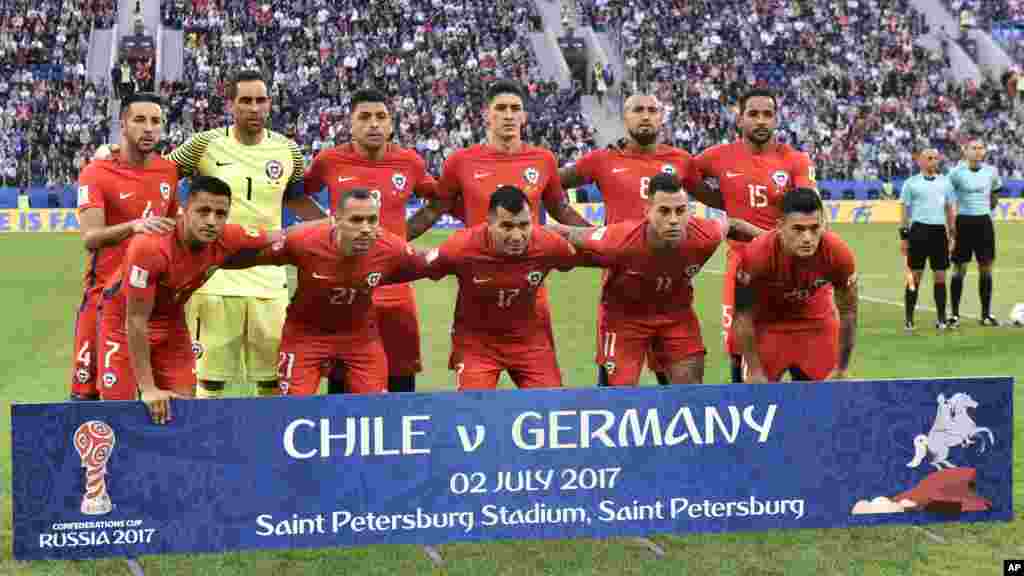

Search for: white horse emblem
xmin=907 ymin=393 xmax=995 ymax=470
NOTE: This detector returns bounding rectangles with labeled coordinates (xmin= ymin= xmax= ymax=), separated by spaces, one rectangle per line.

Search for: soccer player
xmin=948 ymin=138 xmax=1003 ymax=326
xmin=420 ymin=186 xmax=577 ymax=390
xmin=733 ymin=188 xmax=859 ymax=383
xmin=71 ymin=92 xmax=179 ymax=401
xmin=304 ymin=88 xmax=438 ymax=393
xmin=405 ymin=79 xmax=591 ymax=382
xmin=223 ymin=188 xmax=431 ymax=396
xmin=556 ymin=92 xmax=717 ymax=385
xmin=690 ymin=88 xmax=816 ymax=383
xmin=548 ymin=173 xmax=756 ymax=386
xmin=900 ymin=148 xmax=956 ymax=330
xmin=96 ymin=176 xmax=280 ymax=423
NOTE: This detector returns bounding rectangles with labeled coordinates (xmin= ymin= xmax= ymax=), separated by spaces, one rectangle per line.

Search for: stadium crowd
xmin=581 ymin=0 xmax=1024 ymax=182
xmin=0 ymin=0 xmax=115 ymax=188
xmin=159 ymin=0 xmax=596 ymax=171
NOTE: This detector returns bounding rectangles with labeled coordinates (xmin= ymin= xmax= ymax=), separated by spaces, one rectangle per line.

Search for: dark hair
xmin=489 ymin=185 xmax=530 ymax=215
xmin=226 ymin=69 xmax=267 ymax=101
xmin=486 ymin=79 xmax=526 ymax=105
xmin=782 ymin=187 xmax=823 ymax=216
xmin=739 ymin=88 xmax=777 ymax=114
xmin=647 ymin=173 xmax=683 ymax=198
xmin=120 ymin=92 xmax=162 ymax=117
xmin=337 ymin=187 xmax=376 ymax=214
xmin=189 ymin=176 xmax=232 ymax=202
xmin=351 ymin=88 xmax=389 ymax=113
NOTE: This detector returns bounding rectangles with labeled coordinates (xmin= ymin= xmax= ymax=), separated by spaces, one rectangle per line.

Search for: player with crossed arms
xmin=548 ymin=173 xmax=759 ymax=385
xmin=691 ymin=88 xmax=816 ymax=383
xmin=557 ymin=92 xmax=722 ymax=385
xmin=733 ymin=188 xmax=859 ymax=383
xmin=303 ymin=88 xmax=438 ymax=394
xmin=224 ymin=188 xmax=430 ymax=395
xmin=71 ymin=93 xmax=180 ymax=401
xmin=418 ymin=186 xmax=578 ymax=390
xmin=96 ymin=176 xmax=287 ymax=423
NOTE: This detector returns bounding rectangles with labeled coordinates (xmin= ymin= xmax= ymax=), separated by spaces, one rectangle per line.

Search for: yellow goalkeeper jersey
xmin=167 ymin=126 xmax=305 ymax=298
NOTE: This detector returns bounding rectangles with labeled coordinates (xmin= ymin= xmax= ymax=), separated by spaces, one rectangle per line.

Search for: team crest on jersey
xmin=191 ymin=340 xmax=204 ymax=359
xmin=604 ymin=361 xmax=617 ymax=376
xmin=265 ymin=159 xmax=284 ymax=180
xmin=160 ymin=182 xmax=171 ymax=200
xmin=366 ymin=272 xmax=382 ymax=287
xmin=523 ymin=167 xmax=540 ymax=185
xmin=736 ymin=269 xmax=752 ymax=286
xmin=102 ymin=372 xmax=117 ymax=389
xmin=661 ymin=164 xmax=676 ymax=175
xmin=392 ymin=173 xmax=407 ymax=191
xmin=526 ymin=271 xmax=543 ymax=287
xmin=772 ymin=170 xmax=790 ymax=189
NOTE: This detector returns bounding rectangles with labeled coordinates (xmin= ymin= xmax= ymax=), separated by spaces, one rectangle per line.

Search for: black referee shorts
xmin=908 ymin=223 xmax=949 ymax=271
xmin=953 ymin=215 xmax=996 ymax=264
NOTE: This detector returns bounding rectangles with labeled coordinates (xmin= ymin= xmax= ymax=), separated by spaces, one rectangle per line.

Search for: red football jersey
xmin=736 ymin=230 xmax=856 ymax=328
xmin=304 ymin=143 xmax=437 ymax=233
xmin=582 ymin=218 xmax=723 ymax=316
xmin=425 ymin=224 xmax=576 ymax=339
xmin=436 ymin=144 xmax=564 ymax=226
xmin=265 ymin=223 xmax=426 ymax=334
xmin=574 ymin=145 xmax=701 ymax=225
xmin=692 ymin=141 xmax=814 ymax=233
xmin=102 ymin=223 xmax=272 ymax=334
xmin=77 ymin=157 xmax=180 ymax=290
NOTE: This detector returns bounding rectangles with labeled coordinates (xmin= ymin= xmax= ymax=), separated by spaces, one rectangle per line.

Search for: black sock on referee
xmin=934 ymin=282 xmax=947 ymax=323
xmin=950 ymin=274 xmax=964 ymax=316
xmin=980 ymin=273 xmax=993 ymax=317
xmin=905 ymin=286 xmax=918 ymax=323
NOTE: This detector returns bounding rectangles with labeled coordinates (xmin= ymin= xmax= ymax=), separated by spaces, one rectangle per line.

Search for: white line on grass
xmin=422 ymin=545 xmax=444 ymax=567
xmin=911 ymin=525 xmax=947 ymax=544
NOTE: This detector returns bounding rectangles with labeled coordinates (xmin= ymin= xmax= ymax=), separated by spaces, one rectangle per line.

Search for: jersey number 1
xmin=246 ymin=177 xmax=253 ymax=201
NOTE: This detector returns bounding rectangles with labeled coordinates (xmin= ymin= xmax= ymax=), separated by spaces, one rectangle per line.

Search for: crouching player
xmin=733 ymin=188 xmax=859 ymax=382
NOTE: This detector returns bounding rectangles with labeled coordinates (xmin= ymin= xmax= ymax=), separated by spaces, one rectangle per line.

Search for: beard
xmin=629 ymin=128 xmax=657 ymax=147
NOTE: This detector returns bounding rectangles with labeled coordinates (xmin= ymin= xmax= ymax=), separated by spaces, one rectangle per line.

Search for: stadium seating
xmin=161 ymin=0 xmax=597 ymax=171
xmin=0 ymin=0 xmax=116 ymax=188
xmin=579 ymin=0 xmax=1024 ymax=182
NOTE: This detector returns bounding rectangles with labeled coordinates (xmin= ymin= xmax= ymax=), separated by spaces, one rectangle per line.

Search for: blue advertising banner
xmin=12 ymin=377 xmax=1013 ymax=561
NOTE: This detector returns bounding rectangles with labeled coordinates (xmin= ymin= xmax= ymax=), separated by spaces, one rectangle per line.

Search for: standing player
xmin=71 ymin=93 xmax=179 ymax=401
xmin=548 ymin=173 xmax=756 ymax=386
xmin=690 ymin=88 xmax=816 ymax=383
xmin=303 ymin=88 xmax=437 ymax=393
xmin=170 ymin=70 xmax=325 ymax=398
xmin=556 ymin=93 xmax=718 ymax=385
xmin=420 ymin=186 xmax=577 ymax=390
xmin=899 ymin=148 xmax=956 ymax=330
xmin=733 ymin=188 xmax=859 ymax=383
xmin=948 ymin=138 xmax=1003 ymax=326
xmin=223 ymin=188 xmax=431 ymax=395
xmin=96 ymin=176 xmax=280 ymax=423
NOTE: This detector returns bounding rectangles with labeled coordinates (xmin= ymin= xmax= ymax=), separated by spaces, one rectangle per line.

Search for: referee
xmin=948 ymin=138 xmax=1003 ymax=326
xmin=900 ymin=148 xmax=956 ymax=331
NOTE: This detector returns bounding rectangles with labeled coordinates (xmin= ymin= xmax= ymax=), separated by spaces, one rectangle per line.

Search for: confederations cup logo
xmin=73 ymin=421 xmax=116 ymax=516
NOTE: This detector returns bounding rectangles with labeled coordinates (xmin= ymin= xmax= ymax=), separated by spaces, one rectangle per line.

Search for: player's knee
xmin=388 ymin=375 xmax=415 ymax=393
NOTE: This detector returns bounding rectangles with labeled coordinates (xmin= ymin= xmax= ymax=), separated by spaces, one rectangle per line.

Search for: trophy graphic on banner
xmin=73 ymin=421 xmax=116 ymax=515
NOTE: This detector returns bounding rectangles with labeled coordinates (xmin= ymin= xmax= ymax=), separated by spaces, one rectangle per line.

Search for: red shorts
xmin=754 ymin=318 xmax=839 ymax=381
xmin=597 ymin=307 xmax=706 ymax=386
xmin=374 ymin=285 xmax=421 ymax=376
xmin=97 ymin=320 xmax=197 ymax=401
xmin=595 ymin=271 xmax=666 ymax=375
xmin=278 ymin=323 xmax=387 ymax=395
xmin=449 ymin=332 xmax=562 ymax=390
xmin=71 ymin=288 xmax=102 ymax=397
xmin=721 ymin=247 xmax=743 ymax=356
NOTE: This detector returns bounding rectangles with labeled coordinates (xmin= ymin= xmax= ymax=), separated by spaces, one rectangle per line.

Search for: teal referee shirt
xmin=901 ymin=173 xmax=955 ymax=226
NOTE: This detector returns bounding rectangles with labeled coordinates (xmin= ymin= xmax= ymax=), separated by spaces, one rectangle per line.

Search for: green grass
xmin=2 ymin=223 xmax=1023 ymax=575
